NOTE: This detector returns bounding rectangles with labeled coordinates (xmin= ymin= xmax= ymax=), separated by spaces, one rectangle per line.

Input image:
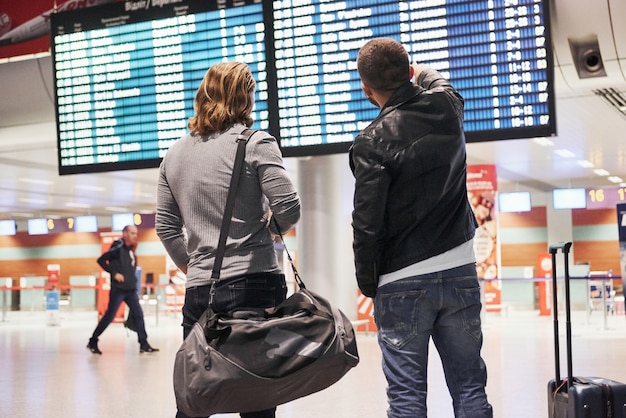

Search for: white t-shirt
xmin=378 ymin=239 xmax=476 ymax=288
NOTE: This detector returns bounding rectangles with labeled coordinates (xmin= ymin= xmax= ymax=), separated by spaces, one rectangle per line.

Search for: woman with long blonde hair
xmin=156 ymin=62 xmax=301 ymax=418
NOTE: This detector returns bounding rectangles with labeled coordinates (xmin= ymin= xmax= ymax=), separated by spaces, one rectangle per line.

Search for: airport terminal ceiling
xmin=0 ymin=0 xmax=625 ymax=220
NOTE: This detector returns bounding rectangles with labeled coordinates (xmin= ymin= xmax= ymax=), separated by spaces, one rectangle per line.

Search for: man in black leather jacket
xmin=87 ymin=224 xmax=159 ymax=354
xmin=350 ymin=38 xmax=492 ymax=418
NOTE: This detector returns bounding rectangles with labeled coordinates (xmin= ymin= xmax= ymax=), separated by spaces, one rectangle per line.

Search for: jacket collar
xmin=381 ymin=82 xmax=421 ymax=111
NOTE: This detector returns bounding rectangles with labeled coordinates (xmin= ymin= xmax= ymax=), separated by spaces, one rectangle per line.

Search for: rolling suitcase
xmin=547 ymin=241 xmax=626 ymax=417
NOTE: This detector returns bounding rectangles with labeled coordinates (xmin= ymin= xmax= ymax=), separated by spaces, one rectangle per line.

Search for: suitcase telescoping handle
xmin=548 ymin=241 xmax=573 ymax=390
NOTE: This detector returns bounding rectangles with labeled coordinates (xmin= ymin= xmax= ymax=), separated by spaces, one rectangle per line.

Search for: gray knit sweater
xmin=156 ymin=124 xmax=301 ymax=289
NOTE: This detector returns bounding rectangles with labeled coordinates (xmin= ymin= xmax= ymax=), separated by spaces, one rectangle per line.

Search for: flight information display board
xmin=51 ymin=0 xmax=266 ymax=174
xmin=274 ymin=0 xmax=555 ymax=156
xmin=51 ymin=0 xmax=555 ymax=172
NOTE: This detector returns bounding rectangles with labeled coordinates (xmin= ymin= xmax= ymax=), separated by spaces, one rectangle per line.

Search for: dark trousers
xmin=176 ymin=273 xmax=286 ymax=418
xmin=91 ymin=287 xmax=148 ymax=347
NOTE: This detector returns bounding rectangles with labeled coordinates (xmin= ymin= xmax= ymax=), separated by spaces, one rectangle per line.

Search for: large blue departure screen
xmin=52 ymin=0 xmax=266 ymax=174
xmin=51 ymin=0 xmax=555 ymax=171
xmin=274 ymin=0 xmax=555 ymax=156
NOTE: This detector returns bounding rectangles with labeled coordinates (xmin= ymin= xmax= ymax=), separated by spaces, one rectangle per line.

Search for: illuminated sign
xmin=586 ymin=187 xmax=626 ymax=210
xmin=553 ymin=188 xmax=587 ymax=209
xmin=0 ymin=220 xmax=17 ymax=236
xmin=27 ymin=218 xmax=49 ymax=235
xmin=112 ymin=213 xmax=155 ymax=230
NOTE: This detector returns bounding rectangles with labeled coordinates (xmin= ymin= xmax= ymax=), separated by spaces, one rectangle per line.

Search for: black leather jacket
xmin=350 ymin=68 xmax=478 ymax=297
xmin=97 ymin=239 xmax=138 ymax=291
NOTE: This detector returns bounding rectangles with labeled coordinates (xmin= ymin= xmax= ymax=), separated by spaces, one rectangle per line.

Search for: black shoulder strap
xmin=211 ymin=129 xmax=256 ymax=281
xmin=271 ymin=217 xmax=306 ymax=290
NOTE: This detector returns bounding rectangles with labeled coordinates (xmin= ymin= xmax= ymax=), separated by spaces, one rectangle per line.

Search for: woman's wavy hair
xmin=188 ymin=61 xmax=256 ymax=135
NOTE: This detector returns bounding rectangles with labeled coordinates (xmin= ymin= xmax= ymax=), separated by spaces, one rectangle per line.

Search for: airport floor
xmin=1 ymin=307 xmax=626 ymax=418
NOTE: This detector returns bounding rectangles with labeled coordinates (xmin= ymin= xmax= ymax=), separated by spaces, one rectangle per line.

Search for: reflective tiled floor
xmin=1 ymin=307 xmax=626 ymax=418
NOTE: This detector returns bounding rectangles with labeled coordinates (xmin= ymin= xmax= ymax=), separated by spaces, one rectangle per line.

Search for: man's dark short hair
xmin=357 ymin=38 xmax=410 ymax=91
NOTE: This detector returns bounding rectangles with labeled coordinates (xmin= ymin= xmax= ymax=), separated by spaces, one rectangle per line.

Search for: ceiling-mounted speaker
xmin=568 ymin=35 xmax=607 ymax=79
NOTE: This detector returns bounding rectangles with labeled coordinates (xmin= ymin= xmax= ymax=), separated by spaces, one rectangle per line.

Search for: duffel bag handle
xmin=203 ymin=309 xmax=265 ymax=343
xmin=270 ymin=300 xmax=318 ymax=318
xmin=203 ymin=311 xmax=231 ymax=342
xmin=269 ymin=291 xmax=334 ymax=321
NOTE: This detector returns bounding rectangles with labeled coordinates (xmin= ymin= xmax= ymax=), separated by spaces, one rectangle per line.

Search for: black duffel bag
xmin=173 ymin=286 xmax=359 ymax=417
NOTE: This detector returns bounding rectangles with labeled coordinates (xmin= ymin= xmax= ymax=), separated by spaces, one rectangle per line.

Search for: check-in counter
xmin=69 ymin=275 xmax=97 ymax=309
xmin=1 ymin=277 xmax=12 ymax=320
xmin=500 ymin=266 xmax=536 ymax=311
xmin=19 ymin=276 xmax=47 ymax=311
xmin=568 ymin=265 xmax=593 ymax=310
xmin=498 ymin=264 xmax=592 ymax=312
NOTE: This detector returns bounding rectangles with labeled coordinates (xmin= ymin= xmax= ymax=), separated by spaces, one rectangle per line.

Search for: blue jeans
xmin=176 ymin=272 xmax=287 ymax=418
xmin=374 ymin=263 xmax=493 ymax=418
xmin=91 ymin=287 xmax=148 ymax=346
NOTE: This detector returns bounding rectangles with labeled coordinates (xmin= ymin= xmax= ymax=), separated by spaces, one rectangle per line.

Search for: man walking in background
xmin=87 ymin=224 xmax=159 ymax=354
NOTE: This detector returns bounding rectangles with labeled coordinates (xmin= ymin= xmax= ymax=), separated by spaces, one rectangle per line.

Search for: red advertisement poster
xmin=0 ymin=0 xmax=117 ymax=59
xmin=467 ymin=165 xmax=501 ymax=308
